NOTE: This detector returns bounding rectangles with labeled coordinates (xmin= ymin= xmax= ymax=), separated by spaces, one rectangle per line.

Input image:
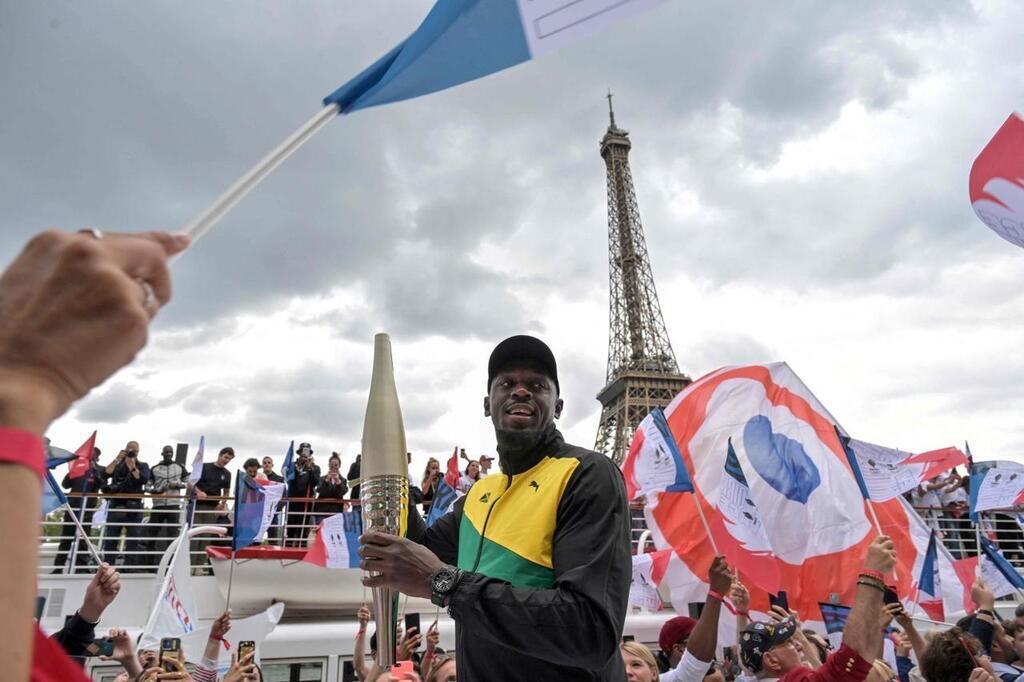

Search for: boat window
xmin=261 ymin=657 xmax=326 ymax=682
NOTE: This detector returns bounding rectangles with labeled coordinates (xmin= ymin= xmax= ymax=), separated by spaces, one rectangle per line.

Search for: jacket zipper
xmin=471 ymin=473 xmax=512 ymax=572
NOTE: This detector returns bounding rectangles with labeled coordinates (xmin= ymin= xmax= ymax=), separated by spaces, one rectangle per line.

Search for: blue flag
xmin=818 ymin=602 xmax=852 ymax=635
xmin=835 ymin=426 xmax=872 ymax=501
xmin=651 ymin=407 xmax=694 ymax=494
xmin=282 ymin=440 xmax=296 ymax=488
xmin=233 ymin=475 xmax=267 ymax=552
xmin=426 ymin=478 xmax=459 ymax=527
xmin=46 ymin=445 xmax=75 ymax=470
xmin=919 ymin=531 xmax=939 ymax=596
xmin=42 ymin=470 xmax=68 ymax=516
xmin=323 ymin=0 xmax=666 ymax=114
xmin=980 ymin=536 xmax=1024 ymax=590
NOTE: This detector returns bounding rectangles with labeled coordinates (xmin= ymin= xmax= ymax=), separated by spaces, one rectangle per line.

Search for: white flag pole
xmin=61 ymin=502 xmax=103 ymax=566
xmin=226 ymin=551 xmax=237 ymax=611
xmin=178 ymin=103 xmax=340 ymax=248
xmin=692 ymin=497 xmax=721 ymax=556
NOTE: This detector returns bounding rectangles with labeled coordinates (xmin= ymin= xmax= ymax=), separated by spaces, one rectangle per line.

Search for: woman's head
xmin=465 ymin=461 xmax=480 ymax=479
xmin=621 ymin=641 xmax=659 ymax=682
xmin=423 ymin=458 xmax=440 ymax=480
xmin=426 ymin=654 xmax=456 ymax=682
xmin=329 ymin=453 xmax=341 ymax=471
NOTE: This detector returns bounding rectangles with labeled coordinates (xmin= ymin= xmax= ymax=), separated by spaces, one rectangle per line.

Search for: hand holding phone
xmin=160 ymin=637 xmax=181 ymax=672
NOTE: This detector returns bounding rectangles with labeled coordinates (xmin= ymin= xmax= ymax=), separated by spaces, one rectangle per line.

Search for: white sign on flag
xmin=256 ymin=482 xmax=285 ymax=542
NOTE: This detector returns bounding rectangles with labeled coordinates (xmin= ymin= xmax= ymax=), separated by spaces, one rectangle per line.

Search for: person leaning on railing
xmin=0 ymin=228 xmax=189 ymax=680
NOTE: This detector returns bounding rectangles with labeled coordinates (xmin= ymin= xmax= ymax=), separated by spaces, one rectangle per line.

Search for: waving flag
xmin=67 ymin=431 xmax=97 ymax=480
xmin=42 ymin=470 xmax=68 ymax=515
xmin=282 ymin=440 xmax=296 ymax=487
xmin=324 ymin=0 xmax=667 ymax=114
xmin=302 ymin=512 xmax=363 ymax=568
xmin=718 ymin=438 xmax=781 ymax=592
xmin=233 ymin=475 xmax=267 ymax=551
xmin=92 ymin=499 xmax=110 ymax=527
xmin=970 ymin=112 xmax=1024 ymax=248
xmin=912 ymin=531 xmax=945 ymax=621
xmin=187 ymin=436 xmax=205 ymax=486
xmin=622 ymin=407 xmax=694 ymax=501
xmin=140 ymin=531 xmax=198 ymax=649
xmin=979 ymin=537 xmax=1024 ymax=597
xmin=427 ymin=447 xmax=464 ymax=526
xmin=45 ymin=445 xmax=75 ymax=470
xmin=633 ymin=362 xmax=972 ymax=636
xmin=969 ymin=460 xmax=1024 ymax=521
xmin=840 ymin=434 xmax=966 ymax=502
xmin=629 ymin=549 xmax=672 ymax=611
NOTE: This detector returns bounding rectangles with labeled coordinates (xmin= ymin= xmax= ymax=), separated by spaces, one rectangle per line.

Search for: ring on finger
xmin=136 ymin=278 xmax=157 ymax=313
xmin=77 ymin=228 xmax=103 ymax=240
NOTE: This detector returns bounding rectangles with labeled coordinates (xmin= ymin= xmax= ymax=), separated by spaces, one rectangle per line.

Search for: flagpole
xmin=61 ymin=502 xmax=103 ymax=566
xmin=693 ymin=498 xmax=721 ymax=556
xmin=178 ymin=104 xmax=340 ymax=248
xmin=225 ymin=548 xmax=236 ymax=606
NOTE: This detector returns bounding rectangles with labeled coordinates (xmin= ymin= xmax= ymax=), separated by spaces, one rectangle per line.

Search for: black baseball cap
xmin=487 ymin=335 xmax=559 ymax=394
xmin=739 ymin=617 xmax=798 ymax=673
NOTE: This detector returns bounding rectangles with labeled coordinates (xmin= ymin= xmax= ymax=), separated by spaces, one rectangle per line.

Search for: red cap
xmin=658 ymin=616 xmax=697 ymax=654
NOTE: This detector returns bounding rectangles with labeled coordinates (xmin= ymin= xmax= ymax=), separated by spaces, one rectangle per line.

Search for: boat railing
xmin=40 ymin=492 xmax=1024 ymax=575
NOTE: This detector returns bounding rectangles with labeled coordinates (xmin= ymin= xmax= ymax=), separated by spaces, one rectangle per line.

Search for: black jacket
xmin=407 ymin=427 xmax=630 ymax=681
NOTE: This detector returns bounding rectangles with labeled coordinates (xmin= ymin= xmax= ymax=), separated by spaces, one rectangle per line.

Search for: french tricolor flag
xmin=911 ymin=531 xmax=944 ymax=622
xmin=302 ymin=512 xmax=363 ymax=569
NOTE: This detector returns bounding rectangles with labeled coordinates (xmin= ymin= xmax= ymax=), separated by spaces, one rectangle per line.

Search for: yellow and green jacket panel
xmin=456 ymin=454 xmax=581 ymax=588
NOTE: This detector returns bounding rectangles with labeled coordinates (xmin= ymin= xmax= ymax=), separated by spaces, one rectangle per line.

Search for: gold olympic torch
xmin=360 ymin=333 xmax=409 ymax=669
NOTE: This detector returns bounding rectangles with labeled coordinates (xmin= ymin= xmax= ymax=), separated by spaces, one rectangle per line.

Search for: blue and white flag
xmin=979 ymin=536 xmax=1024 ymax=597
xmin=622 ymin=407 xmax=694 ymax=499
xmin=426 ymin=478 xmax=462 ymax=527
xmin=187 ymin=436 xmax=205 ymax=486
xmin=324 ymin=0 xmax=667 ymax=114
xmin=719 ymin=438 xmax=773 ymax=554
xmin=42 ymin=470 xmax=68 ymax=516
xmin=969 ymin=460 xmax=1024 ymax=521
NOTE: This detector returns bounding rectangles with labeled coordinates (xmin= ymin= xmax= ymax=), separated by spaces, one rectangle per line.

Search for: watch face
xmin=433 ymin=569 xmax=455 ymax=592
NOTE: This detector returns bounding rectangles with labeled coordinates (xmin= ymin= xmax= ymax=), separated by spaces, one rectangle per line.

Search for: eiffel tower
xmin=594 ymin=94 xmax=691 ymax=464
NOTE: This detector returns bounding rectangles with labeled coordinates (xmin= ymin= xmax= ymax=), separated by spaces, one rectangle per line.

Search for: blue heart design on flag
xmin=742 ymin=415 xmax=821 ymax=503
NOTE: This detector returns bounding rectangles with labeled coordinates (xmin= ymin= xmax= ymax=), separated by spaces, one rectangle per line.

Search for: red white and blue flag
xmin=970 ymin=112 xmax=1024 ymax=248
xmin=840 ymin=434 xmax=966 ymax=502
xmin=622 ymin=363 xmax=972 ymax=641
xmin=302 ymin=512 xmax=363 ymax=569
xmin=911 ymin=531 xmax=944 ymax=621
xmin=427 ymin=447 xmax=465 ymax=527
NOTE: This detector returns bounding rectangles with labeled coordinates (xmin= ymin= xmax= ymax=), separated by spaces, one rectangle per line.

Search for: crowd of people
xmin=49 ymin=437 xmax=498 ymax=573
xmin=3 ymin=228 xmax=1023 ymax=682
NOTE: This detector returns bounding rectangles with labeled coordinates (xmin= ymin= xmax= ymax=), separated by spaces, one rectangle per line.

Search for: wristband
xmin=860 ymin=569 xmax=885 ymax=582
xmin=707 ymin=589 xmax=726 ymax=603
xmin=856 ymin=579 xmax=885 ymax=592
xmin=977 ymin=609 xmax=996 ymax=618
xmin=0 ymin=427 xmax=45 ymax=478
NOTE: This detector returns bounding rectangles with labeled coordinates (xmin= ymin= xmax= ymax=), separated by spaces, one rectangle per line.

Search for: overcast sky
xmin=3 ymin=0 xmax=1023 ymax=479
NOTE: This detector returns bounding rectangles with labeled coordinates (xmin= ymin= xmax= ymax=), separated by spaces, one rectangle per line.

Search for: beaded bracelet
xmin=856 ymin=579 xmax=885 ymax=592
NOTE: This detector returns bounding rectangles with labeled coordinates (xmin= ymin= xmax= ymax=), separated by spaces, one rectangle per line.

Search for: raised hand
xmin=81 ymin=563 xmax=121 ymax=622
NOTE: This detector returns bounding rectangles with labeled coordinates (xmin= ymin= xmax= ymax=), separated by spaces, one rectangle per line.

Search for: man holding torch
xmin=360 ymin=335 xmax=632 ymax=681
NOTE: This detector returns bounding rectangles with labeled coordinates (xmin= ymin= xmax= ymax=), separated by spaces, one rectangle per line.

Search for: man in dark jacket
xmin=101 ymin=441 xmax=151 ymax=569
xmin=286 ymin=442 xmax=320 ymax=545
xmin=360 ymin=335 xmax=631 ymax=681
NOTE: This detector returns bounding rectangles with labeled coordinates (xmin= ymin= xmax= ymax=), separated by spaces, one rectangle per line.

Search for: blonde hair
xmin=621 ymin=641 xmax=660 ymax=681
